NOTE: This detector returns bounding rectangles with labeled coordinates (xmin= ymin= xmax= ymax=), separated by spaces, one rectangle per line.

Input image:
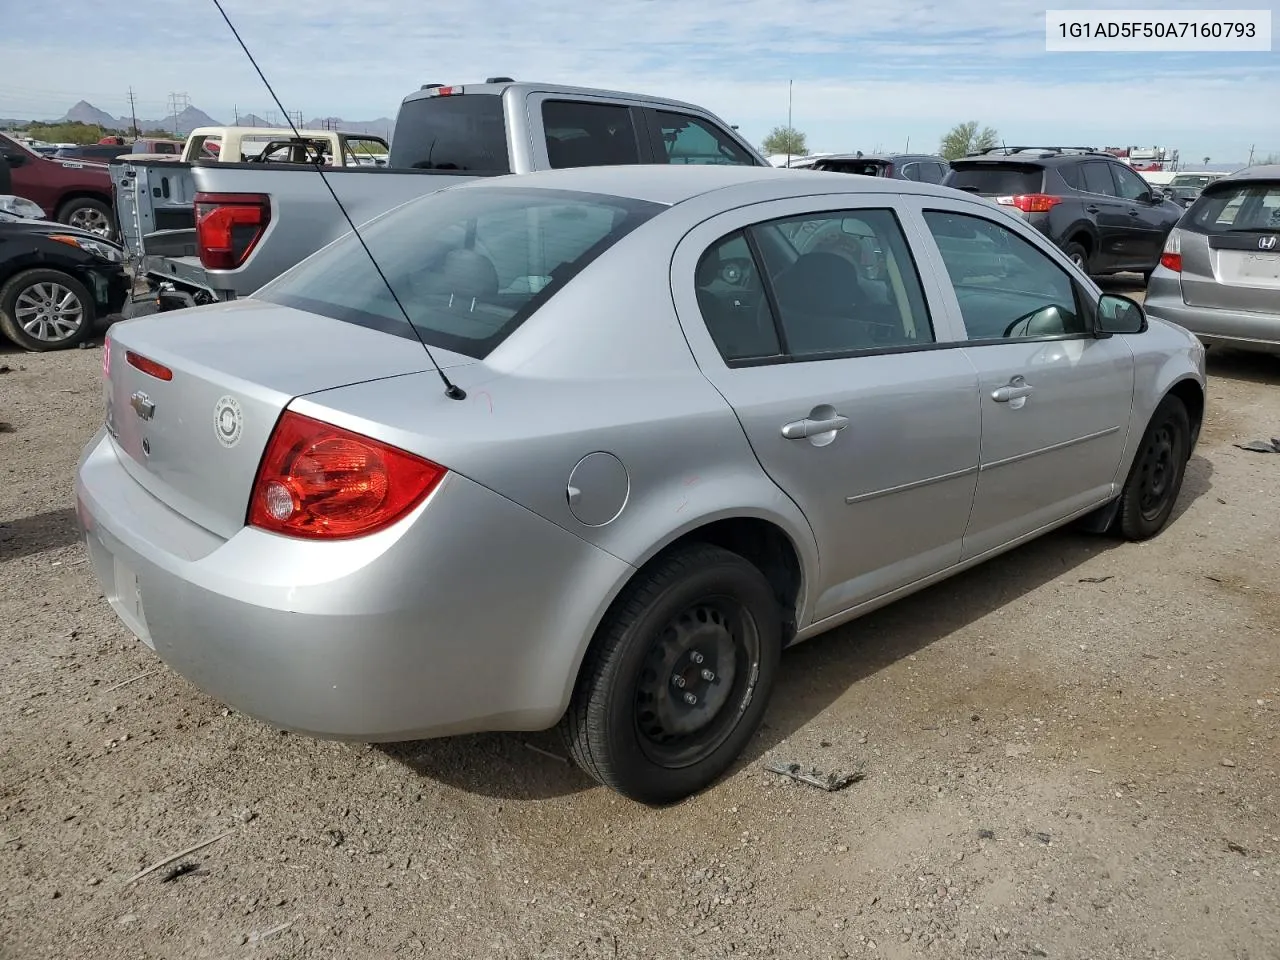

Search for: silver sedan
xmin=76 ymin=166 xmax=1206 ymax=803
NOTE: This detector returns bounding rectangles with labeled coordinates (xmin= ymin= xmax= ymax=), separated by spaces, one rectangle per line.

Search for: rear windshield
xmin=813 ymin=159 xmax=888 ymax=176
xmin=945 ymin=163 xmax=1044 ymax=195
xmin=387 ymin=94 xmax=511 ymax=172
xmin=1186 ymin=181 xmax=1280 ymax=234
xmin=256 ymin=186 xmax=663 ymax=359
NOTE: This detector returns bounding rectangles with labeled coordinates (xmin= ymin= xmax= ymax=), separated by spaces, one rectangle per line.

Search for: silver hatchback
xmin=76 ymin=166 xmax=1206 ymax=803
xmin=1146 ymin=164 xmax=1280 ymax=354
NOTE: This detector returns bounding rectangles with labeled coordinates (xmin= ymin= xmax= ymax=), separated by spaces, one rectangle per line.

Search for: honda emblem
xmin=1260 ymin=236 xmax=1278 ymax=251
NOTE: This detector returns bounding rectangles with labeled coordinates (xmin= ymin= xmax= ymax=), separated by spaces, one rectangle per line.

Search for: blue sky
xmin=2 ymin=0 xmax=1278 ymax=162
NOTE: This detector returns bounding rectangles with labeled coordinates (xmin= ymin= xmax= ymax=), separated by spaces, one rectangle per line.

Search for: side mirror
xmin=1097 ymin=293 xmax=1147 ymax=335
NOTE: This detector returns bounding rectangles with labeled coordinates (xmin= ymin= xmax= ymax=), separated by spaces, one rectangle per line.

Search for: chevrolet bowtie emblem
xmin=130 ymin=391 xmax=155 ymax=420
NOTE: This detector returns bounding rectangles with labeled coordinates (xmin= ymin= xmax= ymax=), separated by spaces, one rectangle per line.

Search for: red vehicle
xmin=0 ymin=132 xmax=117 ymax=239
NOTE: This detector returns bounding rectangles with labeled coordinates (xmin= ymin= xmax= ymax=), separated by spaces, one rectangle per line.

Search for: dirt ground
xmin=2 ymin=299 xmax=1278 ymax=960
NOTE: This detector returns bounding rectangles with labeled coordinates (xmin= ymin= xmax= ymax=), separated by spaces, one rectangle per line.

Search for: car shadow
xmin=0 ymin=506 xmax=82 ymax=562
xmin=386 ymin=468 xmax=1212 ymax=802
xmin=1206 ymin=347 xmax=1280 ymax=387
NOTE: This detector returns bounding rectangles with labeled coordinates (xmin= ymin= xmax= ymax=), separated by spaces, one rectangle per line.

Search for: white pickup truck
xmin=110 ymin=80 xmax=766 ymax=309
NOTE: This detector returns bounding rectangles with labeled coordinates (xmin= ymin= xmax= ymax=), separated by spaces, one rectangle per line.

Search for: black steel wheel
xmin=560 ymin=543 xmax=781 ymax=804
xmin=1116 ymin=395 xmax=1190 ymax=540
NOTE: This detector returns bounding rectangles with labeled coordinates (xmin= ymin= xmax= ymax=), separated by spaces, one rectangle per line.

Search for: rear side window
xmin=387 ymin=94 xmax=512 ymax=172
xmin=257 ymin=187 xmax=663 ymax=359
xmin=1081 ymin=161 xmax=1117 ymax=196
xmin=653 ymin=111 xmax=755 ymax=166
xmin=542 ymin=101 xmax=642 ymax=168
xmin=695 ymin=209 xmax=934 ymax=362
xmin=945 ymin=163 xmax=1044 ymax=195
xmin=1187 ymin=182 xmax=1280 ymax=234
xmin=900 ymin=163 xmax=920 ymax=181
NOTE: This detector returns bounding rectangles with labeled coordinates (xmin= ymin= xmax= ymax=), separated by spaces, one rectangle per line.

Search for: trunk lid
xmin=103 ymin=299 xmax=473 ymax=539
xmin=1179 ymin=178 xmax=1280 ymax=312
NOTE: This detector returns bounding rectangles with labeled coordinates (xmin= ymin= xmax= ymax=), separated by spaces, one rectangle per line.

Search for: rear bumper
xmin=75 ymin=429 xmax=631 ymax=741
xmin=1146 ymin=271 xmax=1280 ymax=353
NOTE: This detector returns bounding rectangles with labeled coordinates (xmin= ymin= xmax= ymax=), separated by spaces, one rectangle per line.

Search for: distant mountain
xmin=5 ymin=100 xmax=396 ymax=144
xmin=60 ymin=100 xmax=120 ymax=128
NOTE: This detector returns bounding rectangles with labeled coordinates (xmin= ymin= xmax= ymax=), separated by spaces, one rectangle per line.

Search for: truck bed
xmin=111 ymin=159 xmax=483 ymax=298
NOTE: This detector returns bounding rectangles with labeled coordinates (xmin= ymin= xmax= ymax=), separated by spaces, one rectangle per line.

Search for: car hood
xmin=0 ymin=218 xmax=123 ymax=248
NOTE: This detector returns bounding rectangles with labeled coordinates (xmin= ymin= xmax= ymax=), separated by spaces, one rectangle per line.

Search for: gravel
xmin=2 ymin=322 xmax=1278 ymax=959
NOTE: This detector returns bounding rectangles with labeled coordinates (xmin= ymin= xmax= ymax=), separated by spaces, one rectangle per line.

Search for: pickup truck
xmin=111 ymin=80 xmax=766 ymax=308
xmin=0 ymin=132 xmax=118 ymax=239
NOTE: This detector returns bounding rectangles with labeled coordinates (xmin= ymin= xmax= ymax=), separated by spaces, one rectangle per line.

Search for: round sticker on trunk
xmin=214 ymin=395 xmax=243 ymax=448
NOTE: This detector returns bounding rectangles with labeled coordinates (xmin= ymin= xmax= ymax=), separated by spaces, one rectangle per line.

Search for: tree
xmin=762 ymin=126 xmax=808 ymax=157
xmin=939 ymin=121 xmax=1000 ymax=161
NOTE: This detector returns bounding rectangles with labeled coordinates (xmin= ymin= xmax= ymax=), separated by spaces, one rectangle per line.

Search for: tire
xmin=56 ymin=197 xmax=116 ymax=240
xmin=1115 ymin=395 xmax=1191 ymax=541
xmin=560 ymin=543 xmax=782 ymax=804
xmin=0 ymin=268 xmax=97 ymax=352
xmin=1063 ymin=240 xmax=1090 ymax=274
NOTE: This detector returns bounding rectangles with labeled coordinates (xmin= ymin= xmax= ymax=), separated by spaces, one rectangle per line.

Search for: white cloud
xmin=1 ymin=0 xmax=1276 ymax=157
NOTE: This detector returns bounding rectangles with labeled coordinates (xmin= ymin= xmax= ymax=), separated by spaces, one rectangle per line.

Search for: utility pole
xmin=233 ymin=105 xmax=239 ymax=124
xmin=785 ymin=78 xmax=793 ymax=168
xmin=1248 ymin=144 xmax=1255 ymax=166
xmin=126 ymin=87 xmax=140 ymax=138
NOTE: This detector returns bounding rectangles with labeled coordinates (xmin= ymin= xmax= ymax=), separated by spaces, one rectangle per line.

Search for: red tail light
xmin=194 ymin=192 xmax=271 ymax=271
xmin=248 ymin=411 xmax=447 ymax=540
xmin=1159 ymin=228 xmax=1183 ymax=272
xmin=126 ymin=350 xmax=173 ymax=381
xmin=997 ymin=194 xmax=1062 ymax=213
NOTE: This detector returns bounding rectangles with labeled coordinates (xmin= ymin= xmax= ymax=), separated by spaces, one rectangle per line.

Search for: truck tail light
xmin=996 ymin=194 xmax=1063 ymax=214
xmin=1160 ymin=228 xmax=1183 ymax=272
xmin=194 ymin=192 xmax=270 ymax=271
xmin=248 ymin=411 xmax=447 ymax=540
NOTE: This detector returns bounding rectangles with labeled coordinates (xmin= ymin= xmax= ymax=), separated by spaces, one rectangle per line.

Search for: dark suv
xmin=944 ymin=146 xmax=1183 ymax=279
xmin=803 ymin=152 xmax=949 ymax=183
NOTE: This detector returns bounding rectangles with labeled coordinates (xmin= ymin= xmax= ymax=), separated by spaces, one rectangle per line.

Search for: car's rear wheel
xmin=1063 ymin=240 xmax=1090 ymax=273
xmin=1115 ymin=395 xmax=1191 ymax=540
xmin=0 ymin=268 xmax=96 ymax=351
xmin=560 ymin=543 xmax=781 ymax=804
xmin=56 ymin=198 xmax=116 ymax=240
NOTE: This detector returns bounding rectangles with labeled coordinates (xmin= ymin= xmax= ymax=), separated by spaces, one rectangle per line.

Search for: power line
xmin=167 ymin=91 xmax=190 ymax=136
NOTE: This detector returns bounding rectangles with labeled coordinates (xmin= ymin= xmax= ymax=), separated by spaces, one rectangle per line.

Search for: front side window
xmin=923 ymin=211 xmax=1087 ymax=341
xmin=1111 ymin=164 xmax=1151 ymax=201
xmin=542 ymin=101 xmax=641 ymax=168
xmin=258 ymin=187 xmax=663 ymax=358
xmin=654 ymin=111 xmax=755 ymax=166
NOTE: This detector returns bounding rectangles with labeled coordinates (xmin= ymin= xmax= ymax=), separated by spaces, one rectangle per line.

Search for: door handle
xmin=1127 ymin=208 xmax=1140 ymax=217
xmin=1085 ymin=204 xmax=1100 ymax=213
xmin=991 ymin=376 xmax=1035 ymax=403
xmin=781 ymin=414 xmax=850 ymax=439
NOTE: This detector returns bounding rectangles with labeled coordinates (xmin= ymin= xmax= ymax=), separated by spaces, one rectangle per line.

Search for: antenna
xmin=207 ymin=0 xmax=465 ymax=401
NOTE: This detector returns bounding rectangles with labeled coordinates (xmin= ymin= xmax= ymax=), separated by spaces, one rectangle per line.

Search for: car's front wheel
xmin=0 ymin=268 xmax=96 ymax=351
xmin=560 ymin=543 xmax=781 ymax=804
xmin=1115 ymin=395 xmax=1191 ymax=540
